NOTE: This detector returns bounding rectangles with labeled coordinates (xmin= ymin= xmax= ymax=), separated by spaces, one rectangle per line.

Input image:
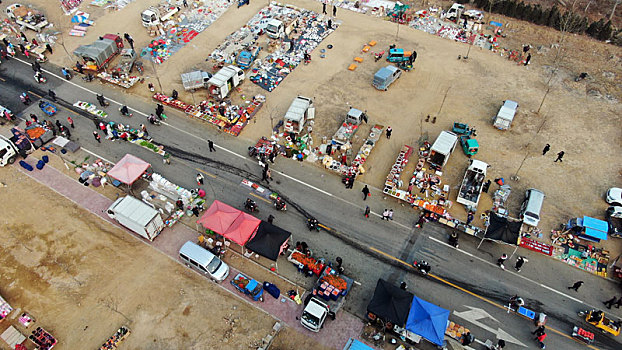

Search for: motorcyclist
xmin=34 ymin=71 xmax=44 ymax=83
xmin=120 ymin=105 xmax=130 ymax=116
xmin=245 ymin=198 xmax=257 ymax=212
xmin=148 ymin=114 xmax=159 ymax=124
xmin=307 ymin=217 xmax=319 ymax=231
xmin=416 ymin=260 xmax=431 ymax=274
xmin=509 ymin=295 xmax=525 ymax=310
xmin=61 ymin=67 xmax=71 ymax=80
xmin=274 ymin=197 xmax=286 ymax=211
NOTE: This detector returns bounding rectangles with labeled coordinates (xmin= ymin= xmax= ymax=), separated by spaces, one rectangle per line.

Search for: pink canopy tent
xmin=197 ymin=200 xmax=242 ymax=234
xmin=108 ymin=154 xmax=150 ymax=185
xmin=224 ymin=212 xmax=261 ymax=246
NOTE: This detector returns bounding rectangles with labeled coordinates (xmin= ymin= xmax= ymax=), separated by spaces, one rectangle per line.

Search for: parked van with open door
xmin=179 ymin=241 xmax=229 ymax=282
xmin=520 ymin=189 xmax=545 ymax=227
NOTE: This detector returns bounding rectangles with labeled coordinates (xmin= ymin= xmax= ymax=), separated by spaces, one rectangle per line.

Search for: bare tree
xmin=611 ymin=0 xmax=622 ymax=20
xmin=98 ymin=296 xmax=133 ymax=324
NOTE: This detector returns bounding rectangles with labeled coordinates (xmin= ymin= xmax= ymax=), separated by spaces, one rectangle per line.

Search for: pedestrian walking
xmin=208 ymin=140 xmax=216 ymax=152
xmin=364 ymin=206 xmax=370 ymax=218
xmin=328 ymin=18 xmax=332 ymax=29
xmin=554 ymin=151 xmax=565 ymax=162
xmin=333 ymin=5 xmax=337 ymax=16
xmin=514 ymin=256 xmax=527 ymax=272
xmin=45 ymin=43 xmax=53 ymax=54
xmin=386 ymin=126 xmax=392 ymax=139
xmin=155 ymin=103 xmax=164 ymax=118
xmin=603 ymin=296 xmax=618 ymax=309
xmin=542 ymin=144 xmax=550 ymax=156
xmin=387 ymin=209 xmax=394 ymax=220
xmin=415 ymin=213 xmax=426 ymax=228
xmin=322 ymin=3 xmax=326 ymax=14
xmin=196 ymin=173 xmax=204 ymax=186
xmin=532 ymin=325 xmax=545 ymax=336
xmin=267 ymin=214 xmax=275 ymax=224
xmin=20 ymin=32 xmax=27 ymax=42
xmin=96 ymin=94 xmax=106 ymax=107
xmin=400 ymin=281 xmax=407 ymax=290
xmin=93 ymin=131 xmax=101 ymax=143
xmin=55 ymin=120 xmax=62 ymax=130
xmin=48 ymin=89 xmax=57 ymax=101
xmin=76 ymin=61 xmax=84 ymax=74
xmin=18 ymin=43 xmax=25 ymax=55
xmin=183 ymin=0 xmax=188 ymax=7
xmin=524 ymin=53 xmax=531 ymax=66
xmin=381 ymin=209 xmax=389 ymax=220
xmin=497 ymin=253 xmax=508 ymax=268
xmin=124 ymin=33 xmax=134 ymax=50
xmin=567 ymin=280 xmax=583 ymax=291
xmin=262 ymin=168 xmax=270 ymax=183
xmin=466 ymin=211 xmax=474 ymax=225
xmin=536 ymin=332 xmax=546 ymax=348
xmin=615 ymin=297 xmax=622 ymax=309
xmin=362 ymin=185 xmax=370 ymax=200
xmin=99 ymin=122 xmax=106 ymax=133
xmin=67 ymin=116 xmax=74 ymax=128
xmin=268 ymin=151 xmax=275 ymax=163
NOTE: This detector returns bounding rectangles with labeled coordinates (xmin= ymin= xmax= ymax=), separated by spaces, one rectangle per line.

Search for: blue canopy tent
xmin=405 ymin=296 xmax=450 ymax=346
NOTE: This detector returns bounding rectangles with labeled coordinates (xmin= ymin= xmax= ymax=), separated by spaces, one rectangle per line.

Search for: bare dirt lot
xmin=0 ymin=165 xmax=331 ymax=350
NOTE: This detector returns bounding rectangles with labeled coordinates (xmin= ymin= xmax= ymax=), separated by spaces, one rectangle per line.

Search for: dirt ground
xmin=6 ymin=0 xmax=622 ymax=251
xmin=0 ymin=165 xmax=333 ymax=350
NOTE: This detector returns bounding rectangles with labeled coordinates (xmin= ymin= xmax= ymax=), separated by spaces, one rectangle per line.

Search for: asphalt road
xmin=1 ymin=57 xmax=621 ymax=350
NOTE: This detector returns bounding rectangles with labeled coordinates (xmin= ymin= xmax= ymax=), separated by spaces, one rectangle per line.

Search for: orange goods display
xmin=321 ymin=274 xmax=347 ymax=290
xmin=25 ymin=127 xmax=45 ymax=139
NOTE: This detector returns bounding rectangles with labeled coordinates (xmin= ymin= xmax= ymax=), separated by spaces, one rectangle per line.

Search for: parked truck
xmin=428 ymin=131 xmax=458 ymax=171
xmin=493 ymin=100 xmax=519 ymax=130
xmin=283 ymin=96 xmax=315 ymax=134
xmin=106 ymin=196 xmax=165 ymax=241
xmin=207 ymin=65 xmax=245 ymax=100
xmin=5 ymin=3 xmax=48 ymax=32
xmin=236 ymin=45 xmax=261 ymax=70
xmin=181 ymin=70 xmax=212 ymax=91
xmin=73 ymin=34 xmax=124 ymax=71
xmin=265 ymin=17 xmax=299 ymax=39
xmin=301 ymin=268 xmax=354 ymax=332
xmin=456 ymin=159 xmax=489 ymax=209
xmin=332 ymin=108 xmax=368 ymax=147
xmin=141 ymin=4 xmax=180 ymax=27
xmin=112 ymin=49 xmax=137 ymax=75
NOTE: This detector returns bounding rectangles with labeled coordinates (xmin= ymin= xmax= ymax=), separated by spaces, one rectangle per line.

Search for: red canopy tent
xmin=197 ymin=200 xmax=240 ymax=233
xmin=224 ymin=212 xmax=261 ymax=246
xmin=108 ymin=154 xmax=150 ymax=185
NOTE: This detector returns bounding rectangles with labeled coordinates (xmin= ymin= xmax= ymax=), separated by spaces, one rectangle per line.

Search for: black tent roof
xmin=485 ymin=212 xmax=521 ymax=245
xmin=245 ymin=221 xmax=291 ymax=261
xmin=367 ymin=279 xmax=414 ymax=327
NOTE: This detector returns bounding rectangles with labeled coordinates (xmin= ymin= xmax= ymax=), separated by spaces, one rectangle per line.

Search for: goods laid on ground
xmin=142 ymin=0 xmax=232 ymax=64
xmin=73 ymin=101 xmax=108 ymax=118
xmin=99 ymin=326 xmax=130 ymax=350
xmin=383 ymin=145 xmax=413 ymax=200
xmin=445 ymin=321 xmax=470 ymax=341
xmin=97 ymin=72 xmax=140 ymax=89
xmin=29 ymin=327 xmax=56 ymax=349
xmin=0 ymin=294 xmax=12 ymax=321
xmin=1 ymin=326 xmax=25 ymax=348
xmin=550 ymin=230 xmax=609 ymax=277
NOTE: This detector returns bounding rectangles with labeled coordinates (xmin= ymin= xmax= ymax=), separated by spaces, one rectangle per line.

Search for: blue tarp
xmin=405 ymin=296 xmax=450 ymax=346
xmin=581 ymin=216 xmax=608 ymax=241
xmin=343 ymin=338 xmax=374 ymax=350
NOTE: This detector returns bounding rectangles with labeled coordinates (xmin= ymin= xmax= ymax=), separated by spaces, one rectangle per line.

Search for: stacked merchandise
xmin=383 ymin=145 xmax=413 ymax=200
xmin=288 ymin=250 xmax=326 ymax=276
xmin=143 ymin=0 xmax=232 ymax=63
xmin=313 ymin=273 xmax=348 ymax=302
xmin=152 ymin=93 xmax=190 ymax=111
xmin=97 ymin=72 xmax=140 ymax=89
xmin=149 ymin=173 xmax=194 ymax=208
xmin=60 ymin=0 xmax=84 ymax=13
xmin=99 ymin=326 xmax=130 ymax=350
xmin=29 ymin=327 xmax=56 ymax=350
xmin=0 ymin=295 xmax=12 ymax=321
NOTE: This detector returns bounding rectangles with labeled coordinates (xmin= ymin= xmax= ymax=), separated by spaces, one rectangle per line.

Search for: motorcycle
xmin=274 ymin=197 xmax=287 ymax=211
xmin=578 ymin=309 xmax=621 ymax=336
xmin=34 ymin=71 xmax=46 ymax=84
xmin=412 ymin=259 xmax=431 ymax=276
xmin=244 ymin=198 xmax=258 ymax=212
xmin=307 ymin=217 xmax=320 ymax=231
xmin=119 ymin=106 xmax=133 ymax=117
xmin=448 ymin=231 xmax=459 ymax=248
xmin=373 ymin=50 xmax=385 ymax=62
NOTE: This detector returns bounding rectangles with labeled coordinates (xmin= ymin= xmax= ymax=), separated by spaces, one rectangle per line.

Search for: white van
xmin=179 ymin=241 xmax=229 ymax=283
xmin=520 ymin=189 xmax=545 ymax=227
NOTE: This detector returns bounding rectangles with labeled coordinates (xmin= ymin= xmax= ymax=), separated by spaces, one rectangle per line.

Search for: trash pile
xmin=153 ymin=93 xmax=265 ymax=136
xmin=142 ymin=0 xmax=232 ymax=64
xmin=249 ymin=4 xmax=339 ymax=91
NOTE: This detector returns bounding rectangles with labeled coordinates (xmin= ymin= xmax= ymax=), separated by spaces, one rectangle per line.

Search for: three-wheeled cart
xmin=231 ymin=273 xmax=264 ymax=301
xmin=38 ymin=100 xmax=57 ymax=116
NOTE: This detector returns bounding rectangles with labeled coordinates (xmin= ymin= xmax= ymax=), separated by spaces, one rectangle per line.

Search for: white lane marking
xmin=427 ymin=235 xmax=598 ymax=309
xmin=12 ymin=57 xmax=412 ymax=230
xmin=81 ymin=147 xmax=114 ymax=164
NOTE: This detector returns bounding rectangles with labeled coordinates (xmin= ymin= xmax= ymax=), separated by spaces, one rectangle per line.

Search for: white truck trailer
xmin=428 ymin=131 xmax=458 ymax=171
xmin=456 ymin=159 xmax=489 ymax=209
xmin=141 ymin=4 xmax=180 ymax=27
xmin=283 ymin=96 xmax=315 ymax=134
xmin=106 ymin=196 xmax=165 ymax=241
xmin=207 ymin=65 xmax=245 ymax=100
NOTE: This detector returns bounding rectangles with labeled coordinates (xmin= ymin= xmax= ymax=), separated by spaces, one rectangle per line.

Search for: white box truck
xmin=428 ymin=131 xmax=458 ymax=171
xmin=493 ymin=100 xmax=518 ymax=130
xmin=106 ymin=196 xmax=165 ymax=241
xmin=207 ymin=65 xmax=245 ymax=100
xmin=300 ymin=269 xmax=354 ymax=332
xmin=456 ymin=159 xmax=489 ymax=209
xmin=283 ymin=96 xmax=314 ymax=133
xmin=265 ymin=18 xmax=299 ymax=39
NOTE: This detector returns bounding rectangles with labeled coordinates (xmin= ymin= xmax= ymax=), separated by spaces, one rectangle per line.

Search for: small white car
xmin=606 ymin=187 xmax=622 ymax=206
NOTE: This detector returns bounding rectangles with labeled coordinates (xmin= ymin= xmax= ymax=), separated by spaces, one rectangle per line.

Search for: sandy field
xmin=6 ymin=1 xmax=622 ymax=241
xmin=0 ymin=164 xmax=335 ymax=350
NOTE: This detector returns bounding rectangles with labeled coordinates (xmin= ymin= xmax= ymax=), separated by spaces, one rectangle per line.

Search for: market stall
xmin=551 ymin=229 xmax=609 ymax=277
xmin=29 ymin=327 xmax=56 ymax=350
xmin=107 ymin=153 xmax=150 ymax=187
xmin=245 ymin=221 xmax=291 ymax=261
xmin=403 ymin=296 xmax=450 ymax=346
xmin=196 ymin=200 xmax=261 ymax=249
xmin=366 ymin=279 xmax=414 ymax=328
xmin=0 ymin=294 xmax=13 ymax=321
xmin=1 ymin=326 xmax=25 ymax=348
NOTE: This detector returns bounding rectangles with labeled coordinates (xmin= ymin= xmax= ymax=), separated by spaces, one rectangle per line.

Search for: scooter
xmin=373 ymin=50 xmax=385 ymax=62
xmin=147 ymin=114 xmax=161 ymax=125
xmin=412 ymin=259 xmax=431 ymax=276
xmin=34 ymin=72 xmax=46 ymax=84
xmin=448 ymin=231 xmax=459 ymax=248
xmin=244 ymin=198 xmax=258 ymax=212
xmin=274 ymin=197 xmax=287 ymax=211
xmin=61 ymin=68 xmax=72 ymax=80
xmin=119 ymin=106 xmax=133 ymax=117
xmin=307 ymin=217 xmax=320 ymax=231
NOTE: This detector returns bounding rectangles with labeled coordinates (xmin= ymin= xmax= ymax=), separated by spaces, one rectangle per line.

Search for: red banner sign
xmin=519 ymin=237 xmax=553 ymax=256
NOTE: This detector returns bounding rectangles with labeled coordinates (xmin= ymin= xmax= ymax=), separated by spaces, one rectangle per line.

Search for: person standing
xmin=381 ymin=209 xmax=389 ymax=220
xmin=93 ymin=131 xmax=101 ymax=143
xmin=67 ymin=116 xmax=74 ymax=128
xmin=514 ymin=256 xmax=526 ymax=272
xmin=362 ymin=185 xmax=370 ymax=200
xmin=48 ymin=89 xmax=57 ymax=102
xmin=554 ymin=151 xmax=565 ymax=162
xmin=497 ymin=253 xmax=508 ymax=268
xmin=208 ymin=140 xmax=216 ymax=152
xmin=567 ymin=280 xmax=583 ymax=291
xmin=415 ymin=213 xmax=426 ymax=228
xmin=387 ymin=209 xmax=394 ymax=221
xmin=267 ymin=214 xmax=274 ymax=224
xmin=466 ymin=212 xmax=474 ymax=225
xmin=333 ymin=5 xmax=337 ymax=16
xmin=542 ymin=144 xmax=550 ymax=156
xmin=123 ymin=33 xmax=134 ymax=50
xmin=76 ymin=61 xmax=84 ymax=74
xmin=183 ymin=0 xmax=188 ymax=7
xmin=386 ymin=126 xmax=392 ymax=139
xmin=45 ymin=43 xmax=53 ymax=54
xmin=603 ymin=296 xmax=618 ymax=309
xmin=262 ymin=168 xmax=270 ymax=183
xmin=196 ymin=173 xmax=205 ymax=186
xmin=322 ymin=2 xmax=327 ymax=14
